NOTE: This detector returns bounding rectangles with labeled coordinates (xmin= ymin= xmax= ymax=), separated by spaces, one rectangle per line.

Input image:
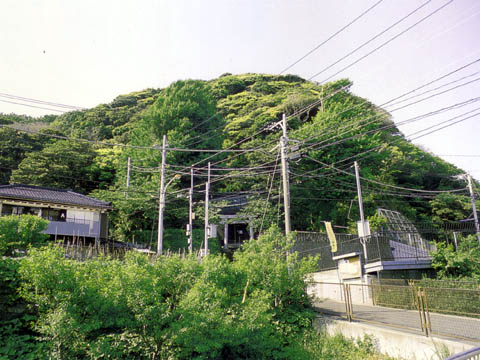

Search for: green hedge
xmin=0 ymin=258 xmax=48 ymax=359
xmin=163 ymin=228 xmax=222 ymax=254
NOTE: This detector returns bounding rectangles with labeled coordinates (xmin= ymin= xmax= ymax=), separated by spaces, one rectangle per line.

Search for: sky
xmin=1 ymin=0 xmax=480 ymax=180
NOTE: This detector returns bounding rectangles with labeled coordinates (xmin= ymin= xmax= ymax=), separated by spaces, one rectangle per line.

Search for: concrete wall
xmin=307 ymin=270 xmax=376 ymax=306
xmin=315 ymin=316 xmax=475 ymax=360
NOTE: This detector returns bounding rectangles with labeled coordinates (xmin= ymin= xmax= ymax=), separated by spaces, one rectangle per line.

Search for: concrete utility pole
xmin=125 ymin=157 xmax=131 ymax=198
xmin=467 ymin=174 xmax=480 ymax=243
xmin=354 ymin=161 xmax=368 ymax=260
xmin=354 ymin=161 xmax=365 ymax=224
xmin=188 ymin=166 xmax=194 ymax=253
xmin=204 ymin=162 xmax=211 ymax=255
xmin=157 ymin=135 xmax=167 ymax=255
xmin=280 ymin=113 xmax=291 ymax=235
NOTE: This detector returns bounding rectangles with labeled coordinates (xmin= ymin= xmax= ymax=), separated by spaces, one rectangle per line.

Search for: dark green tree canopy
xmin=1 ymin=73 xmax=473 ymax=242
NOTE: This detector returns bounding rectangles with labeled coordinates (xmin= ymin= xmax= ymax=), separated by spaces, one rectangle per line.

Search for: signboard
xmin=338 ymin=255 xmax=362 ymax=280
xmin=357 ymin=220 xmax=371 ymax=237
xmin=324 ymin=221 xmax=337 ymax=252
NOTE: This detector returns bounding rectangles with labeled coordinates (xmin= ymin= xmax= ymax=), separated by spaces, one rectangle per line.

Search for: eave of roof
xmin=0 ymin=184 xmax=112 ymax=210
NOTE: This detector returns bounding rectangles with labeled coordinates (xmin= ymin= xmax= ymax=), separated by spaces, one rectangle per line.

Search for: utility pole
xmin=354 ymin=161 xmax=368 ymax=260
xmin=157 ymin=135 xmax=167 ymax=255
xmin=188 ymin=166 xmax=193 ymax=253
xmin=204 ymin=162 xmax=211 ymax=255
xmin=354 ymin=161 xmax=365 ymax=224
xmin=125 ymin=156 xmax=131 ymax=198
xmin=467 ymin=174 xmax=480 ymax=243
xmin=280 ymin=113 xmax=291 ymax=235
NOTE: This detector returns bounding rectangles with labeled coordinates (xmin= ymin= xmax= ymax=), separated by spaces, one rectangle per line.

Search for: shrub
xmin=16 ymin=226 xmax=390 ymax=359
xmin=0 ymin=258 xmax=49 ymax=359
xmin=430 ymin=234 xmax=480 ymax=280
xmin=0 ymin=215 xmax=49 ymax=256
xmin=164 ymin=228 xmax=222 ymax=254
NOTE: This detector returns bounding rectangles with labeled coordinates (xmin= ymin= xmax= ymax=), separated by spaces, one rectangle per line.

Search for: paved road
xmin=313 ymin=299 xmax=480 ymax=341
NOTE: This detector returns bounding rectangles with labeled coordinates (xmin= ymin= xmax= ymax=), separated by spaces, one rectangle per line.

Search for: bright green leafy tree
xmin=0 ymin=215 xmax=49 ymax=256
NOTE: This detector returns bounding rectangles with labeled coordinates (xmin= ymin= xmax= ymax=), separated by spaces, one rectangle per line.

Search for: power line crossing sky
xmin=1 ymin=0 xmax=479 ymax=178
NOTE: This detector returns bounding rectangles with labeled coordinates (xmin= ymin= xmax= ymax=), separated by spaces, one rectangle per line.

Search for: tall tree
xmin=11 ymin=140 xmax=97 ymax=193
xmin=0 ymin=128 xmax=45 ymax=184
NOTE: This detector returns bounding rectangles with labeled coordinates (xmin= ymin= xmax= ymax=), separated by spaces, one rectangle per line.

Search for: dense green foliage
xmin=430 ymin=234 xmax=480 ymax=280
xmin=0 ymin=229 xmax=391 ymax=359
xmin=0 ymin=73 xmax=472 ymax=247
xmin=0 ymin=215 xmax=49 ymax=256
xmin=10 ymin=228 xmax=386 ymax=359
xmin=0 ymin=258 xmax=49 ymax=359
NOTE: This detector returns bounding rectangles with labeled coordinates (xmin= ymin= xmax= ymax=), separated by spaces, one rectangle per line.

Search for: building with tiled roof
xmin=0 ymin=184 xmax=112 ymax=242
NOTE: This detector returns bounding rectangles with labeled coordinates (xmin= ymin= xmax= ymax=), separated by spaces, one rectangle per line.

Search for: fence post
xmin=371 ymin=282 xmax=376 ymax=306
xmin=347 ymin=284 xmax=353 ymax=321
xmin=422 ymin=288 xmax=432 ymax=334
xmin=342 ymin=283 xmax=353 ymax=321
xmin=417 ymin=287 xmax=430 ymax=336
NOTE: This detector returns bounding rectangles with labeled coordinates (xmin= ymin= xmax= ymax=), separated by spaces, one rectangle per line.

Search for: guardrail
xmin=446 ymin=346 xmax=480 ymax=360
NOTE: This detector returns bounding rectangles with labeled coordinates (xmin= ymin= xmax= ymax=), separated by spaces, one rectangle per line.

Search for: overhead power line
xmin=438 ymin=154 xmax=480 ymax=157
xmin=309 ymin=0 xmax=432 ymax=81
xmin=312 ymin=0 xmax=455 ymax=83
xmin=0 ymin=92 xmax=85 ymax=110
xmin=302 ymin=95 xmax=480 ymax=154
xmin=294 ymin=56 xmax=480 ymax=147
xmin=279 ymin=0 xmax=385 ymax=74
xmin=384 ymin=71 xmax=480 ymax=108
xmin=303 ymin=155 xmax=467 ymax=194
xmin=290 ymin=104 xmax=480 ymax=183
xmin=0 ymin=99 xmax=68 ymax=113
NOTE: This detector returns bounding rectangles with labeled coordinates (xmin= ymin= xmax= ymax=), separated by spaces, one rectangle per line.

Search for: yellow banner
xmin=324 ymin=221 xmax=337 ymax=253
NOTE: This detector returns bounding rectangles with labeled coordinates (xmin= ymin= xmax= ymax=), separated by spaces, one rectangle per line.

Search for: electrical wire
xmin=0 ymin=92 xmax=85 ymax=110
xmin=309 ymin=0 xmax=432 ymax=81
xmin=301 ymin=95 xmax=480 ymax=154
xmin=260 ymin=149 xmax=281 ymax=232
xmin=292 ymin=56 xmax=480 ymax=147
xmin=0 ymin=99 xmax=68 ymax=113
xmin=313 ymin=0 xmax=455 ymax=83
xmin=303 ymin=155 xmax=467 ymax=194
xmin=279 ymin=0 xmax=385 ymax=74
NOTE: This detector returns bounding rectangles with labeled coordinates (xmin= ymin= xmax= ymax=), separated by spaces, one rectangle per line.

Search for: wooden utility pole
xmin=467 ymin=174 xmax=480 ymax=243
xmin=157 ymin=135 xmax=167 ymax=255
xmin=188 ymin=166 xmax=194 ymax=253
xmin=204 ymin=162 xmax=211 ymax=255
xmin=280 ymin=113 xmax=291 ymax=235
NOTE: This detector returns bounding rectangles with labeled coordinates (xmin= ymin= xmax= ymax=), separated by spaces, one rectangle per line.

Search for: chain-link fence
xmin=311 ymin=281 xmax=480 ymax=341
xmin=294 ymin=223 xmax=478 ymax=272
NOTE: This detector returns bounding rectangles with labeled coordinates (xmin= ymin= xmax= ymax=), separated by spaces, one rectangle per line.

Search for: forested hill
xmin=0 ymin=73 xmax=474 ymax=242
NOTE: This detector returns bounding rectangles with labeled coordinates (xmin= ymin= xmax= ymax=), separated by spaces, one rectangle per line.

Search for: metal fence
xmin=311 ymin=281 xmax=480 ymax=341
xmin=294 ymin=231 xmax=435 ymax=271
xmin=294 ymin=223 xmax=479 ymax=272
xmin=59 ymin=243 xmax=131 ymax=260
xmin=446 ymin=346 xmax=480 ymax=360
xmin=372 ymin=278 xmax=480 ymax=289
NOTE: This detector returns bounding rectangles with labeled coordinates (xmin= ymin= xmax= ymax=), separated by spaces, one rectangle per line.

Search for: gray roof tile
xmin=0 ymin=184 xmax=112 ymax=209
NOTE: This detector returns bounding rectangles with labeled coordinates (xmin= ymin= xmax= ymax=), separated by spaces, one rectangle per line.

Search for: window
xmin=1 ymin=204 xmax=13 ymax=216
xmin=1 ymin=205 xmax=41 ymax=217
xmin=42 ymin=209 xmax=67 ymax=222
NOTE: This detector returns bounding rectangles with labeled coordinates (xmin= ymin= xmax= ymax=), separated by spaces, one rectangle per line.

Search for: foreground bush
xmin=16 ymin=226 xmax=389 ymax=359
xmin=0 ymin=257 xmax=49 ymax=359
xmin=0 ymin=215 xmax=49 ymax=256
xmin=431 ymin=234 xmax=480 ymax=280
